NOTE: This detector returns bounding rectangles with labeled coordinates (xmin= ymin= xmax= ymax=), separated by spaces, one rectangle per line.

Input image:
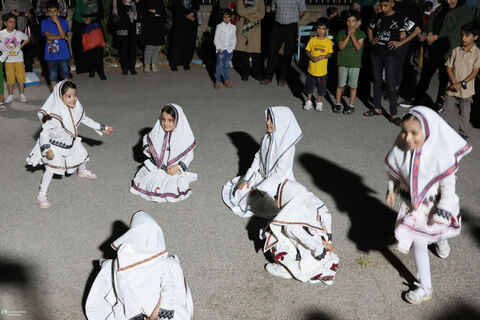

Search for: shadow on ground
xmin=433 ymin=301 xmax=480 ymax=319
xmin=226 ymin=131 xmax=260 ymax=177
xmin=132 ymin=127 xmax=152 ymax=163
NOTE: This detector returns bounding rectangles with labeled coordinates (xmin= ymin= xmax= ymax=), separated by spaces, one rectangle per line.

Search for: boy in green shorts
xmin=335 ymin=10 xmax=365 ymax=114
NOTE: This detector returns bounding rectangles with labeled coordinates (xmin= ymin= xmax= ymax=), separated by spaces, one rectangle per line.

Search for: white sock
xmin=413 ymin=242 xmax=432 ymax=290
xmin=79 ymin=162 xmax=87 ymax=173
xmin=39 ymin=170 xmax=54 ymax=197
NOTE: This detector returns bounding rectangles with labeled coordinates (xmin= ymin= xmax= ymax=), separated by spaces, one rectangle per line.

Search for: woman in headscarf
xmin=26 ymin=80 xmax=113 ymax=209
xmin=130 ymin=104 xmax=197 ymax=203
xmin=260 ymin=179 xmax=339 ymax=285
xmin=85 ymin=210 xmax=194 ymax=320
xmin=222 ymin=106 xmax=302 ymax=218
xmin=112 ymin=0 xmax=140 ymax=75
xmin=234 ymin=0 xmax=265 ymax=81
xmin=385 ymin=106 xmax=471 ymax=304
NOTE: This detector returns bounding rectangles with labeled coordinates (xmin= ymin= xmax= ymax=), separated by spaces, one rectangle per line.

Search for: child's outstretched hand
xmin=104 ymin=126 xmax=114 ymax=135
xmin=46 ymin=149 xmax=54 ymax=160
xmin=386 ymin=189 xmax=395 ymax=207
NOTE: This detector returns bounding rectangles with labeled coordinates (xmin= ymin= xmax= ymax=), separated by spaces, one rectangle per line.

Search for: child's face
xmin=401 ymin=118 xmax=425 ymax=151
xmin=461 ymin=31 xmax=478 ymax=47
xmin=380 ymin=1 xmax=395 ymax=14
xmin=4 ymin=17 xmax=16 ymax=31
xmin=62 ymin=88 xmax=77 ymax=108
xmin=447 ymin=0 xmax=458 ymax=9
xmin=223 ymin=13 xmax=231 ymax=24
xmin=47 ymin=7 xmax=59 ymax=18
xmin=316 ymin=25 xmax=328 ymax=38
xmin=346 ymin=16 xmax=357 ymax=29
xmin=160 ymin=111 xmax=176 ymax=132
xmin=266 ymin=112 xmax=273 ymax=133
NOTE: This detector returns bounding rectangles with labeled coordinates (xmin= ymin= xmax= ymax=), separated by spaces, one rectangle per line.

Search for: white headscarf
xmin=38 ymin=80 xmax=85 ymax=137
xmin=147 ymin=104 xmax=196 ymax=168
xmin=110 ymin=211 xmax=169 ymax=319
xmin=260 ymin=107 xmax=302 ymax=176
xmin=385 ymin=106 xmax=472 ymax=210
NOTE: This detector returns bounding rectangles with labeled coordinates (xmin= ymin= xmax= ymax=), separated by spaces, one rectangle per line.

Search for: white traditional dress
xmin=26 ymin=81 xmax=105 ymax=175
xmin=130 ymin=104 xmax=197 ymax=203
xmin=385 ymin=106 xmax=472 ymax=254
xmin=85 ymin=211 xmax=194 ymax=320
xmin=260 ymin=180 xmax=339 ymax=285
xmin=222 ymin=106 xmax=302 ymax=218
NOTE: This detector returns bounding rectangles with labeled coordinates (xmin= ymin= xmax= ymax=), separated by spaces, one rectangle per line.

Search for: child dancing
xmin=85 ymin=211 xmax=194 ymax=320
xmin=26 ymin=80 xmax=114 ymax=209
xmin=385 ymin=106 xmax=471 ymax=304
xmin=260 ymin=180 xmax=339 ymax=285
xmin=130 ymin=104 xmax=197 ymax=203
xmin=222 ymin=106 xmax=302 ymax=218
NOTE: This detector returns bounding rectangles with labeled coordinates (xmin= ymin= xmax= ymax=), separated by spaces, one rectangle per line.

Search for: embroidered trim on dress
xmin=117 ymin=249 xmax=168 ymax=272
xmin=132 ymin=183 xmax=191 ymax=199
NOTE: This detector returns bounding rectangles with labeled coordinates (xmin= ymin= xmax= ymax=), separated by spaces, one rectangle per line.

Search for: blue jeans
xmin=215 ymin=50 xmax=232 ymax=82
xmin=47 ymin=59 xmax=70 ymax=82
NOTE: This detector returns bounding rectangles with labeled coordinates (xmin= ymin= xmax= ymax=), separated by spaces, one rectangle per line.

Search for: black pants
xmin=264 ymin=22 xmax=297 ymax=81
xmin=85 ymin=46 xmax=105 ymax=75
xmin=371 ymin=53 xmax=398 ymax=116
xmin=415 ymin=54 xmax=448 ymax=104
xmin=236 ymin=51 xmax=262 ymax=80
xmin=117 ymin=31 xmax=137 ymax=71
xmin=170 ymin=19 xmax=198 ymax=67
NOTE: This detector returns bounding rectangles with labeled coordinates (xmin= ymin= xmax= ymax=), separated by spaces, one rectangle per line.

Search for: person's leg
xmin=459 ymin=97 xmax=472 ymax=137
xmin=78 ymin=162 xmax=97 ymax=179
xmin=118 ymin=38 xmax=129 ymax=71
xmin=394 ymin=43 xmax=409 ymax=88
xmin=278 ymin=23 xmax=297 ymax=83
xmin=436 ymin=62 xmax=448 ymax=105
xmin=48 ymin=60 xmax=59 ymax=88
xmin=336 ymin=66 xmax=347 ymax=105
xmin=39 ymin=170 xmax=54 ymax=197
xmin=348 ymin=67 xmax=360 ymax=106
xmin=183 ymin=21 xmax=198 ymax=68
xmin=59 ymin=59 xmax=70 ymax=82
xmin=263 ymin=22 xmax=283 ymax=81
xmin=95 ymin=47 xmax=106 ymax=79
xmin=317 ymin=75 xmax=327 ymax=103
xmin=150 ymin=45 xmax=161 ymax=66
xmin=303 ymin=73 xmax=315 ymax=109
xmin=144 ymin=45 xmax=153 ymax=66
xmin=406 ymin=241 xmax=432 ymax=303
xmin=5 ymin=63 xmax=15 ymax=97
xmin=237 ymin=51 xmax=250 ymax=79
xmin=384 ymin=55 xmax=398 ymax=117
xmin=370 ymin=54 xmax=383 ymax=112
xmin=215 ymin=52 xmax=224 ymax=83
xmin=223 ymin=51 xmax=233 ymax=82
xmin=251 ymin=53 xmax=262 ymax=80
xmin=414 ymin=55 xmax=437 ymax=101
xmin=128 ymin=32 xmax=138 ymax=71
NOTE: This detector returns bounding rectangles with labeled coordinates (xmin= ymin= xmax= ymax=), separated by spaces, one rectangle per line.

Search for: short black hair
xmin=3 ymin=12 xmax=17 ymax=23
xmin=345 ymin=9 xmax=360 ymax=21
xmin=46 ymin=0 xmax=60 ymax=10
xmin=316 ymin=17 xmax=329 ymax=29
xmin=326 ymin=7 xmax=338 ymax=17
xmin=222 ymin=9 xmax=233 ymax=17
xmin=461 ymin=22 xmax=480 ymax=37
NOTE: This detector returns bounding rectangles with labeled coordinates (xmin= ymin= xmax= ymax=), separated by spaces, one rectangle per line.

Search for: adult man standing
xmin=260 ymin=0 xmax=305 ymax=86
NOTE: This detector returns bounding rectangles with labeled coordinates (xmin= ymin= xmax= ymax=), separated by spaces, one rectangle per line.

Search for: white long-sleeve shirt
xmin=214 ymin=22 xmax=236 ymax=53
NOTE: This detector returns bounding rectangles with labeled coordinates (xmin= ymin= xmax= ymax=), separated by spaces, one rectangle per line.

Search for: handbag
xmin=81 ymin=21 xmax=105 ymax=51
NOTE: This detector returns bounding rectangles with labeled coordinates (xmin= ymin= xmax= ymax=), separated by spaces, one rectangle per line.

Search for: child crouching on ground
xmin=303 ymin=18 xmax=333 ymax=112
xmin=214 ymin=10 xmax=236 ymax=89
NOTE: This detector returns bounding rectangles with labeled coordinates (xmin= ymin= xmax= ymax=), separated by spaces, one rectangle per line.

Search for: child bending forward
xmin=85 ymin=211 xmax=194 ymax=320
xmin=222 ymin=106 xmax=302 ymax=218
xmin=130 ymin=104 xmax=197 ymax=203
xmin=385 ymin=106 xmax=471 ymax=304
xmin=26 ymin=80 xmax=113 ymax=209
xmin=261 ymin=180 xmax=339 ymax=285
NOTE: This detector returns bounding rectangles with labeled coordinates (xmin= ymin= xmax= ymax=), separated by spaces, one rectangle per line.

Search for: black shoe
xmin=99 ymin=73 xmax=107 ymax=80
xmin=333 ymin=104 xmax=342 ymax=113
xmin=122 ymin=69 xmax=128 ymax=75
xmin=343 ymin=105 xmax=355 ymax=114
xmin=170 ymin=65 xmax=178 ymax=71
xmin=391 ymin=116 xmax=402 ymax=126
xmin=129 ymin=68 xmax=137 ymax=75
xmin=88 ymin=71 xmax=95 ymax=78
xmin=241 ymin=76 xmax=248 ymax=81
xmin=183 ymin=65 xmax=190 ymax=70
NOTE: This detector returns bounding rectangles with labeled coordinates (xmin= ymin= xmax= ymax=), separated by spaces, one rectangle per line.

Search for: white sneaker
xmin=265 ymin=263 xmax=292 ymax=279
xmin=20 ymin=94 xmax=27 ymax=103
xmin=144 ymin=65 xmax=151 ymax=72
xmin=4 ymin=95 xmax=14 ymax=103
xmin=78 ymin=169 xmax=97 ymax=179
xmin=405 ymin=282 xmax=432 ymax=304
xmin=303 ymin=100 xmax=313 ymax=111
xmin=315 ymin=102 xmax=323 ymax=112
xmin=435 ymin=240 xmax=450 ymax=259
xmin=151 ymin=64 xmax=158 ymax=72
xmin=36 ymin=195 xmax=51 ymax=209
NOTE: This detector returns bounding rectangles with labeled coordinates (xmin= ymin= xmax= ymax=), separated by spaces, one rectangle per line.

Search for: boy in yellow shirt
xmin=303 ymin=18 xmax=333 ymax=111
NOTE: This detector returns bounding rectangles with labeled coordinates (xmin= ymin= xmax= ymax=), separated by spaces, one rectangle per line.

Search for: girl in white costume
xmin=26 ymin=80 xmax=113 ymax=209
xmin=260 ymin=179 xmax=339 ymax=285
xmin=85 ymin=211 xmax=194 ymax=320
xmin=130 ymin=104 xmax=197 ymax=203
xmin=222 ymin=106 xmax=302 ymax=218
xmin=385 ymin=106 xmax=471 ymax=304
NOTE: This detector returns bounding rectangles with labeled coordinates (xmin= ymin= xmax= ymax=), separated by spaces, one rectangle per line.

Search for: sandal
xmin=0 ymin=103 xmax=5 ymax=112
xmin=78 ymin=169 xmax=97 ymax=179
xmin=405 ymin=282 xmax=432 ymax=304
xmin=363 ymin=109 xmax=382 ymax=117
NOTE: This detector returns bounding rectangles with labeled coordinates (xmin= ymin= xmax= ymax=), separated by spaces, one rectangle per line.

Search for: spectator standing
xmin=364 ymin=0 xmax=420 ymax=125
xmin=326 ymin=6 xmax=344 ymax=38
xmin=143 ymin=0 xmax=167 ymax=72
xmin=335 ymin=10 xmax=366 ymax=114
xmin=214 ymin=10 xmax=236 ymax=88
xmin=235 ymin=0 xmax=265 ymax=81
xmin=112 ymin=0 xmax=140 ymax=75
xmin=42 ymin=0 xmax=70 ymax=88
xmin=0 ymin=13 xmax=30 ymax=103
xmin=260 ymin=0 xmax=306 ymax=86
xmin=444 ymin=22 xmax=480 ymax=139
xmin=170 ymin=0 xmax=200 ymax=71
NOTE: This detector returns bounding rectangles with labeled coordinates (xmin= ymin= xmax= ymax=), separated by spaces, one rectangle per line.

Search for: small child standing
xmin=335 ymin=10 xmax=365 ymax=114
xmin=26 ymin=81 xmax=114 ymax=209
xmin=0 ymin=13 xmax=30 ymax=103
xmin=41 ymin=0 xmax=71 ymax=89
xmin=214 ymin=10 xmax=236 ymax=89
xmin=444 ymin=22 xmax=480 ymax=140
xmin=303 ymin=18 xmax=333 ymax=112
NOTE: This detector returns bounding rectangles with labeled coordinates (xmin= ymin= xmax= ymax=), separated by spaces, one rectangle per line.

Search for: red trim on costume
xmin=117 ymin=249 xmax=168 ymax=272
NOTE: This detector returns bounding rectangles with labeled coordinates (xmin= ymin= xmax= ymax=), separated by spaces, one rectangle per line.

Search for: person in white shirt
xmin=213 ymin=10 xmax=236 ymax=89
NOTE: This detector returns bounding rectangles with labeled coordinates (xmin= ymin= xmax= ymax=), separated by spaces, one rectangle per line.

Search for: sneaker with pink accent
xmin=36 ymin=195 xmax=51 ymax=209
xmin=265 ymin=263 xmax=292 ymax=279
xmin=78 ymin=169 xmax=97 ymax=179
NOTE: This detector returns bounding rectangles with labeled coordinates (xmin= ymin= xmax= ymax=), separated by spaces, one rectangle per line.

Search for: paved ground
xmin=0 ymin=65 xmax=479 ymax=320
